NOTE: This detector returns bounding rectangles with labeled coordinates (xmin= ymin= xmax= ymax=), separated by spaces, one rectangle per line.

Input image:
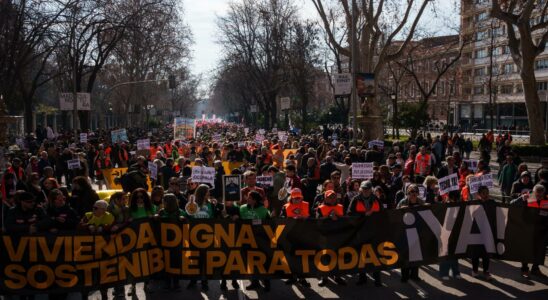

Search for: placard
xmin=67 ymin=159 xmax=81 ymax=170
xmin=280 ymin=97 xmax=291 ymax=110
xmin=334 ymin=73 xmax=352 ymax=96
xmin=191 ymin=166 xmax=215 ymax=186
xmin=173 ymin=117 xmax=195 ymax=140
xmin=59 ymin=93 xmax=91 ymax=111
xmin=238 ymin=141 xmax=246 ymax=148
xmin=148 ymin=162 xmax=158 ymax=180
xmin=277 ymin=131 xmax=288 ymax=143
xmin=255 ymin=133 xmax=265 ymax=144
xmin=244 ymin=128 xmax=249 ymax=136
xmin=463 ymin=159 xmax=478 ymax=172
xmin=137 ymin=139 xmax=150 ymax=150
xmin=351 ymin=163 xmax=374 ymax=179
xmin=80 ymin=133 xmax=87 ymax=143
xmin=213 ymin=134 xmax=222 ymax=142
xmin=438 ymin=173 xmax=459 ymax=195
xmin=111 ymin=129 xmax=128 ymax=144
xmin=256 ymin=176 xmax=274 ymax=187
xmin=368 ymin=140 xmax=384 ymax=150
xmin=223 ymin=175 xmax=242 ymax=202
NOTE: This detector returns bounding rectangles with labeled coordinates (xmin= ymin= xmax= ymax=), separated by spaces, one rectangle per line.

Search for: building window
xmin=515 ymin=84 xmax=523 ymax=93
xmin=537 ymin=81 xmax=548 ymax=91
xmin=474 ymin=67 xmax=486 ymax=76
xmin=474 ymin=31 xmax=488 ymax=41
xmin=439 ymin=81 xmax=446 ymax=96
xmin=535 ymin=58 xmax=548 ymax=70
xmin=474 ymin=86 xmax=484 ymax=95
xmin=475 ymin=48 xmax=488 ymax=58
xmin=500 ymin=85 xmax=513 ymax=94
xmin=450 ymin=80 xmax=456 ymax=95
xmin=502 ymin=63 xmax=514 ymax=74
xmin=475 ymin=12 xmax=488 ymax=22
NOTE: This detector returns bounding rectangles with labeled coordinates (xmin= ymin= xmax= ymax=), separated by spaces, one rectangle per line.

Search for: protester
xmin=397 ymin=184 xmax=425 ymax=282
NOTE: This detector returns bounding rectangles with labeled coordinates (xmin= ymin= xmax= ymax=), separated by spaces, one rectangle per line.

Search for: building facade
xmin=459 ymin=0 xmax=548 ymax=131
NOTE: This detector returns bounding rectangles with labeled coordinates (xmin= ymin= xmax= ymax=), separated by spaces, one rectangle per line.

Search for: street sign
xmin=280 ymin=97 xmax=291 ymax=110
xmin=334 ymin=73 xmax=352 ymax=96
xmin=59 ymin=93 xmax=91 ymax=111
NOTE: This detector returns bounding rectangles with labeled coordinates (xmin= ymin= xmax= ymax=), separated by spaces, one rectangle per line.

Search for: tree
xmin=217 ymin=0 xmax=297 ymax=129
xmin=396 ymin=35 xmax=464 ymax=138
xmin=312 ymin=0 xmax=431 ymax=140
xmin=490 ymin=0 xmax=548 ymax=144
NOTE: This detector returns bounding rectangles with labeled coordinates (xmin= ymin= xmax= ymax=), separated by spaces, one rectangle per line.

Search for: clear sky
xmin=185 ymin=0 xmax=458 ymax=88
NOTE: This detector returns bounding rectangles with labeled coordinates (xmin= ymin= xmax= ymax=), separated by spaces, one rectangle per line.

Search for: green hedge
xmin=512 ymin=145 xmax=548 ymax=157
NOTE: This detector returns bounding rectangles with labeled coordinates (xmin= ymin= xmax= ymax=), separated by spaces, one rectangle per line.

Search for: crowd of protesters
xmin=0 ymin=121 xmax=547 ymax=299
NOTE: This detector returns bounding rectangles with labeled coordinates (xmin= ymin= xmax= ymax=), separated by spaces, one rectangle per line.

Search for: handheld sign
xmin=352 ymin=163 xmax=374 ymax=179
xmin=148 ymin=162 xmax=158 ymax=180
xmin=438 ymin=173 xmax=459 ymax=195
xmin=111 ymin=129 xmax=128 ymax=144
xmin=463 ymin=159 xmax=478 ymax=172
xmin=368 ymin=140 xmax=384 ymax=150
xmin=137 ymin=139 xmax=150 ymax=151
xmin=191 ymin=166 xmax=215 ymax=186
xmin=67 ymin=159 xmax=81 ymax=170
xmin=80 ymin=133 xmax=88 ymax=143
xmin=256 ymin=176 xmax=274 ymax=187
xmin=223 ymin=175 xmax=242 ymax=202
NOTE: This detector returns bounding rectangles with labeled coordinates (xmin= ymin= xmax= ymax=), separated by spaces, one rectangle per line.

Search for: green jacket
xmin=240 ymin=204 xmax=270 ymax=220
xmin=498 ymin=163 xmax=517 ymax=190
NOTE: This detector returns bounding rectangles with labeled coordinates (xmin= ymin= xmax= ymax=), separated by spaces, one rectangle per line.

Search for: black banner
xmin=0 ymin=202 xmax=546 ymax=294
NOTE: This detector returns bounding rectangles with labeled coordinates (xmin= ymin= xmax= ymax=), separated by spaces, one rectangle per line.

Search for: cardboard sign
xmin=148 ymin=162 xmax=158 ymax=180
xmin=137 ymin=139 xmax=150 ymax=151
xmin=223 ymin=175 xmax=242 ymax=202
xmin=67 ymin=159 xmax=81 ymax=170
xmin=191 ymin=166 xmax=215 ymax=186
xmin=334 ymin=73 xmax=352 ymax=96
xmin=277 ymin=131 xmax=288 ymax=143
xmin=80 ymin=133 xmax=88 ymax=144
xmin=351 ymin=163 xmax=374 ymax=179
xmin=255 ymin=133 xmax=265 ymax=143
xmin=111 ymin=129 xmax=128 ymax=144
xmin=256 ymin=176 xmax=274 ymax=187
xmin=439 ymin=173 xmax=459 ymax=195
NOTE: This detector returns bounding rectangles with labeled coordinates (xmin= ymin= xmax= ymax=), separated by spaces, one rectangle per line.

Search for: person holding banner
xmin=347 ymin=181 xmax=383 ymax=286
xmin=511 ymin=184 xmax=548 ymax=278
xmin=511 ymin=171 xmax=534 ymax=199
xmin=471 ymin=186 xmax=494 ymax=280
xmin=239 ymin=191 xmax=272 ymax=291
xmin=46 ymin=189 xmax=79 ymax=232
xmin=4 ymin=191 xmax=50 ymax=234
xmin=316 ymin=190 xmax=347 ymax=287
xmin=397 ymin=184 xmax=426 ymax=282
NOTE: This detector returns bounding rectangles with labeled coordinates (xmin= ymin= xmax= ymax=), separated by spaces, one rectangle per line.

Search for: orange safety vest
xmin=283 ymin=201 xmax=310 ymax=218
xmin=527 ymin=198 xmax=548 ymax=209
xmin=355 ymin=199 xmax=380 ymax=213
xmin=319 ymin=204 xmax=344 ymax=217
xmin=414 ymin=153 xmax=431 ymax=175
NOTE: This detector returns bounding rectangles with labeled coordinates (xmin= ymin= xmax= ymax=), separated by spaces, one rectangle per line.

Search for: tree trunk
xmin=24 ymin=98 xmax=33 ymax=134
xmin=78 ymin=111 xmax=89 ymax=131
xmin=521 ymin=60 xmax=546 ymax=145
xmin=301 ymin=97 xmax=307 ymax=133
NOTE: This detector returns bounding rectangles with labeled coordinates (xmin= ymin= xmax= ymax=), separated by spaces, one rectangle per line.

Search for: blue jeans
xmin=439 ymin=259 xmax=460 ymax=277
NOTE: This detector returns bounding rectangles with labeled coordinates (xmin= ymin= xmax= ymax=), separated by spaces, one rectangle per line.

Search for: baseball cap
xmin=360 ymin=181 xmax=373 ymax=190
xmin=290 ymin=188 xmax=303 ymax=199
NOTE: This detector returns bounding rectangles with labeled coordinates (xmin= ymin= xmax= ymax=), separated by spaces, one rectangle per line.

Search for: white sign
xmin=148 ymin=161 xmax=158 ymax=180
xmin=469 ymin=174 xmax=493 ymax=194
xmin=79 ymin=133 xmax=87 ymax=143
xmin=272 ymin=128 xmax=278 ymax=134
xmin=137 ymin=139 xmax=150 ymax=150
xmin=59 ymin=93 xmax=91 ymax=111
xmin=280 ymin=97 xmax=291 ymax=110
xmin=463 ymin=159 xmax=478 ymax=172
xmin=111 ymin=129 xmax=128 ymax=144
xmin=438 ymin=173 xmax=459 ymax=195
xmin=368 ymin=140 xmax=384 ymax=149
xmin=334 ymin=73 xmax=352 ymax=96
xmin=256 ymin=176 xmax=273 ymax=187
xmin=213 ymin=134 xmax=222 ymax=142
xmin=15 ymin=138 xmax=24 ymax=148
xmin=244 ymin=128 xmax=249 ymax=136
xmin=67 ymin=159 xmax=81 ymax=170
xmin=258 ymin=129 xmax=265 ymax=135
xmin=352 ymin=163 xmax=374 ymax=179
xmin=191 ymin=166 xmax=215 ymax=186
xmin=418 ymin=186 xmax=426 ymax=199
xmin=277 ymin=131 xmax=288 ymax=143
xmin=255 ymin=133 xmax=265 ymax=143
xmin=238 ymin=141 xmax=246 ymax=148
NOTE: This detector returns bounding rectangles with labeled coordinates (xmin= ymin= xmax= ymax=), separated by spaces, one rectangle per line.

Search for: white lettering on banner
xmin=404 ymin=204 xmax=508 ymax=261
xmin=438 ymin=173 xmax=459 ymax=195
xmin=137 ymin=139 xmax=150 ymax=150
xmin=67 ymin=159 xmax=81 ymax=170
xmin=352 ymin=163 xmax=374 ymax=179
xmin=148 ymin=162 xmax=158 ymax=180
xmin=80 ymin=133 xmax=88 ymax=143
xmin=191 ymin=166 xmax=215 ymax=186
xmin=256 ymin=176 xmax=273 ymax=187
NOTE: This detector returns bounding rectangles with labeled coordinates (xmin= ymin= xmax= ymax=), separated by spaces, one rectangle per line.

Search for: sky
xmin=185 ymin=0 xmax=317 ymax=84
xmin=185 ymin=0 xmax=458 ymax=90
